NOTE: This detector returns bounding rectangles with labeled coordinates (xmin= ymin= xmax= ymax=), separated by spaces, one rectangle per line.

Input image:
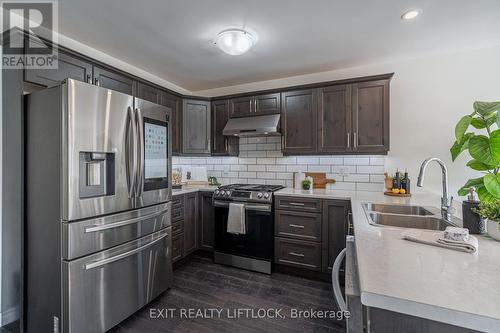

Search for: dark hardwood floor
xmin=110 ymin=255 xmax=346 ymax=333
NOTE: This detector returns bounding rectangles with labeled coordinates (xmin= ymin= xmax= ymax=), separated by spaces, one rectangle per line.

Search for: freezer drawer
xmin=62 ymin=202 xmax=171 ymax=260
xmin=62 ymin=228 xmax=172 ymax=333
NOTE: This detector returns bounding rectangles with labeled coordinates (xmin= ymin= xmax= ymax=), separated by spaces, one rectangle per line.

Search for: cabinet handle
xmin=86 ymin=74 xmax=91 ymax=83
xmin=254 ymin=99 xmax=257 ymax=113
xmin=354 ymin=132 xmax=358 ymax=148
xmin=289 ymin=224 xmax=305 ymax=229
xmin=289 ymin=251 xmax=305 ymax=257
xmin=94 ymin=78 xmax=100 ymax=86
xmin=288 ymin=202 xmax=305 ymax=206
xmin=249 ymin=100 xmax=252 ymax=113
xmin=347 ymin=132 xmax=350 ymax=148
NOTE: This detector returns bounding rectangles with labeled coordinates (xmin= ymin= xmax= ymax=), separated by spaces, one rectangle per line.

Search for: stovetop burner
xmin=218 ymin=184 xmax=285 ymax=192
xmin=213 ymin=183 xmax=284 ymax=203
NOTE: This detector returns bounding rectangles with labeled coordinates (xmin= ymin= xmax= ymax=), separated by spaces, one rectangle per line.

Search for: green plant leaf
xmin=466 ymin=159 xmax=494 ymax=171
xmin=489 ymin=129 xmax=500 ymax=164
xmin=497 ymin=110 xmax=500 ymax=129
xmin=458 ymin=177 xmax=485 ymax=196
xmin=471 ymin=118 xmax=486 ymax=129
xmin=468 ymin=135 xmax=494 ymax=165
xmin=484 ymin=173 xmax=500 ymax=198
xmin=473 ymin=101 xmax=500 ymax=116
xmin=450 ymin=132 xmax=473 ymax=161
xmin=455 ymin=115 xmax=471 ymax=142
xmin=478 ymin=184 xmax=497 ymax=202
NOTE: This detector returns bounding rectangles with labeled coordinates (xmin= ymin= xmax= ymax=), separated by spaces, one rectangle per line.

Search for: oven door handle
xmin=213 ymin=201 xmax=271 ymax=212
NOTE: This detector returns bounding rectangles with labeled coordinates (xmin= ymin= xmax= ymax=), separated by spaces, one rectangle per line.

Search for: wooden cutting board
xmin=304 ymin=172 xmax=336 ymax=189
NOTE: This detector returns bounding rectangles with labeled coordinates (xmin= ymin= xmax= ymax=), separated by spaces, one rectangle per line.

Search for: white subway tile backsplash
xmin=173 ymin=135 xmax=385 ymax=191
xmin=266 ymin=165 xmax=286 ymax=172
xmin=356 ymin=165 xmax=385 ymax=174
xmin=247 ymin=151 xmax=267 ymax=157
xmin=247 ymin=165 xmax=266 ymax=172
xmin=230 ymin=164 xmax=247 ymax=172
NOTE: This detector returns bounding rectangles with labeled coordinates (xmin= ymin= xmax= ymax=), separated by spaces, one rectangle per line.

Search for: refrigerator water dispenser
xmin=79 ymin=152 xmax=115 ymax=198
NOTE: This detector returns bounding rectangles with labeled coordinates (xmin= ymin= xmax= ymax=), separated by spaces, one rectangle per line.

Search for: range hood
xmin=223 ymin=114 xmax=280 ymax=137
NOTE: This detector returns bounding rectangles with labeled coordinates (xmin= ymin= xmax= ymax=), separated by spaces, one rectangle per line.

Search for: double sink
xmin=363 ymin=203 xmax=457 ymax=231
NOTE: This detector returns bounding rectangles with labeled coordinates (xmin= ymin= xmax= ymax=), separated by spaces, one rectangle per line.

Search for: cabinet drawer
xmin=275 ymin=210 xmax=321 ymax=241
xmin=172 ymin=197 xmax=184 ymax=208
xmin=275 ymin=237 xmax=321 ymax=271
xmin=172 ymin=234 xmax=183 ymax=262
xmin=275 ymin=196 xmax=322 ymax=212
xmin=172 ymin=206 xmax=184 ymax=222
xmin=172 ymin=222 xmax=183 ymax=235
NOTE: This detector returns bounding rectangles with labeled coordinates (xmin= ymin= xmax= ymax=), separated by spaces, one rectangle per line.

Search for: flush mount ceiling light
xmin=214 ymin=29 xmax=255 ymax=56
xmin=401 ymin=9 xmax=421 ymax=20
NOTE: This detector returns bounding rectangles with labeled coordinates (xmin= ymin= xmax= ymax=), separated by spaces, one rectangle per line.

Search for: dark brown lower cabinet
xmin=184 ymin=193 xmax=198 ymax=255
xmin=198 ymin=192 xmax=215 ymax=251
xmin=322 ymin=200 xmax=350 ymax=272
xmin=172 ymin=233 xmax=183 ymax=262
xmin=275 ymin=196 xmax=350 ymax=274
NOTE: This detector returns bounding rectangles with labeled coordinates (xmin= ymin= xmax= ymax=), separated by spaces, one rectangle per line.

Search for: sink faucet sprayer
xmin=417 ymin=157 xmax=456 ymax=222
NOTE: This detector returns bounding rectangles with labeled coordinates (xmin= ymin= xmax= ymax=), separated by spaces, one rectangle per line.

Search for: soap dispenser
xmin=462 ymin=188 xmax=485 ymax=234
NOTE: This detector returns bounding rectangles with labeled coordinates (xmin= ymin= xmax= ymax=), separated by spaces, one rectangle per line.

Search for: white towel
xmin=402 ymin=230 xmax=478 ymax=254
xmin=227 ymin=203 xmax=246 ymax=234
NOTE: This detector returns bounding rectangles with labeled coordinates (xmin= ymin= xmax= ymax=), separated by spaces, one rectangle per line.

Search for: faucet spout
xmin=417 ymin=157 xmax=454 ymax=222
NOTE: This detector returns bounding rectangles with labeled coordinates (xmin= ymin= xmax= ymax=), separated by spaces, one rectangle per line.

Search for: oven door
xmin=214 ymin=200 xmax=273 ymax=260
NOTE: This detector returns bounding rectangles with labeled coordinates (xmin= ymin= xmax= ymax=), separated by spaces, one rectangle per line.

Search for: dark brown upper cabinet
xmin=136 ymin=81 xmax=161 ymax=104
xmin=229 ymin=93 xmax=281 ymax=118
xmin=211 ymin=100 xmax=239 ymax=156
xmin=25 ymin=50 xmax=93 ymax=87
xmin=182 ymin=99 xmax=211 ymax=155
xmin=281 ymin=89 xmax=318 ymax=155
xmin=93 ymin=66 xmax=135 ymax=95
xmin=352 ymin=79 xmax=390 ymax=153
xmin=318 ymin=85 xmax=352 ymax=153
xmin=161 ymin=92 xmax=182 ymax=155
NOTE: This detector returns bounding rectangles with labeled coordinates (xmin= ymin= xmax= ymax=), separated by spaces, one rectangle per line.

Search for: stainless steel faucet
xmin=417 ymin=157 xmax=455 ymax=222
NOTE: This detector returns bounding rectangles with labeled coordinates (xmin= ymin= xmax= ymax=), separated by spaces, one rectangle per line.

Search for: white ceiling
xmin=58 ymin=0 xmax=500 ymax=92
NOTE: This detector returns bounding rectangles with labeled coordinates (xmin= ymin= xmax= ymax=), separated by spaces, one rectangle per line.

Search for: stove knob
xmin=220 ymin=190 xmax=225 ymax=197
xmin=225 ymin=191 xmax=231 ymax=197
xmin=257 ymin=192 xmax=263 ymax=198
xmin=215 ymin=190 xmax=220 ymax=196
xmin=263 ymin=193 xmax=270 ymax=199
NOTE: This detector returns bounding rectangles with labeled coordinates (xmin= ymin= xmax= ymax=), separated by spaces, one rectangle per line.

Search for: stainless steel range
xmin=213 ymin=184 xmax=284 ymax=274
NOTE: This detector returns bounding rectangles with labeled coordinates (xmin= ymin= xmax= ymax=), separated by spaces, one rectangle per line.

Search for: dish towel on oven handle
xmin=227 ymin=203 xmax=246 ymax=234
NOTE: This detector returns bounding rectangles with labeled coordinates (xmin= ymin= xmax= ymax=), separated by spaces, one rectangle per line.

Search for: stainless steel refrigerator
xmin=25 ymin=79 xmax=173 ymax=333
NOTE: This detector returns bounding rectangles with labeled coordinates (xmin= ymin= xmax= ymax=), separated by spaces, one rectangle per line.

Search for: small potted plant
xmin=302 ymin=178 xmax=311 ymax=190
xmin=474 ymin=200 xmax=500 ymax=241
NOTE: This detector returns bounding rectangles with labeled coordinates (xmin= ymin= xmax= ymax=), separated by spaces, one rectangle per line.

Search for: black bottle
xmin=401 ymin=170 xmax=410 ymax=194
xmin=393 ymin=169 xmax=401 ymax=189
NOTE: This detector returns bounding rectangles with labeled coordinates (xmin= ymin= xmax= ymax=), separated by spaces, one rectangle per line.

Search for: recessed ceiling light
xmin=401 ymin=9 xmax=421 ymax=20
xmin=214 ymin=29 xmax=255 ymax=56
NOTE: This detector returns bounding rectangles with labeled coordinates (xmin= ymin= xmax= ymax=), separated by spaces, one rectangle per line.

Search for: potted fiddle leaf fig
xmin=451 ymin=101 xmax=500 ymax=202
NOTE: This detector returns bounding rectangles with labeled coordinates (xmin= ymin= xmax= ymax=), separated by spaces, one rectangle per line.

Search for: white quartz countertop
xmin=276 ymin=188 xmax=500 ymax=332
xmin=172 ymin=185 xmax=217 ymax=196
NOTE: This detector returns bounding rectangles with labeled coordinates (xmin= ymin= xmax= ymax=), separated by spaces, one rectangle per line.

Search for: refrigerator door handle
xmin=135 ymin=108 xmax=145 ymax=197
xmin=84 ymin=208 xmax=169 ymax=233
xmin=84 ymin=231 xmax=168 ymax=270
xmin=125 ymin=106 xmax=138 ymax=198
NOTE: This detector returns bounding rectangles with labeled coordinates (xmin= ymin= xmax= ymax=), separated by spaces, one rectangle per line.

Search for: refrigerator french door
xmin=63 ymin=79 xmax=171 ymax=221
xmin=25 ymin=79 xmax=173 ymax=333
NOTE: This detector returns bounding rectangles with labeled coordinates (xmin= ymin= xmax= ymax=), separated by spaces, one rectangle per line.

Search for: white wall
xmin=194 ymin=45 xmax=500 ymax=198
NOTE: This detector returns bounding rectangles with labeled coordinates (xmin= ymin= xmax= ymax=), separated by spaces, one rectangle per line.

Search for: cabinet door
xmin=198 ymin=192 xmax=214 ymax=251
xmin=25 ymin=51 xmax=93 ymax=87
xmin=93 ymin=66 xmax=135 ymax=95
xmin=318 ymin=85 xmax=352 ymax=153
xmin=182 ymin=99 xmax=211 ymax=155
xmin=229 ymin=96 xmax=253 ymax=118
xmin=281 ymin=89 xmax=318 ymax=154
xmin=322 ymin=200 xmax=349 ymax=273
xmin=184 ymin=193 xmax=198 ymax=255
xmin=211 ymin=100 xmax=239 ymax=156
xmin=352 ymin=79 xmax=389 ymax=153
xmin=161 ymin=92 xmax=182 ymax=155
xmin=136 ymin=82 xmax=160 ymax=104
xmin=254 ymin=93 xmax=281 ymax=115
